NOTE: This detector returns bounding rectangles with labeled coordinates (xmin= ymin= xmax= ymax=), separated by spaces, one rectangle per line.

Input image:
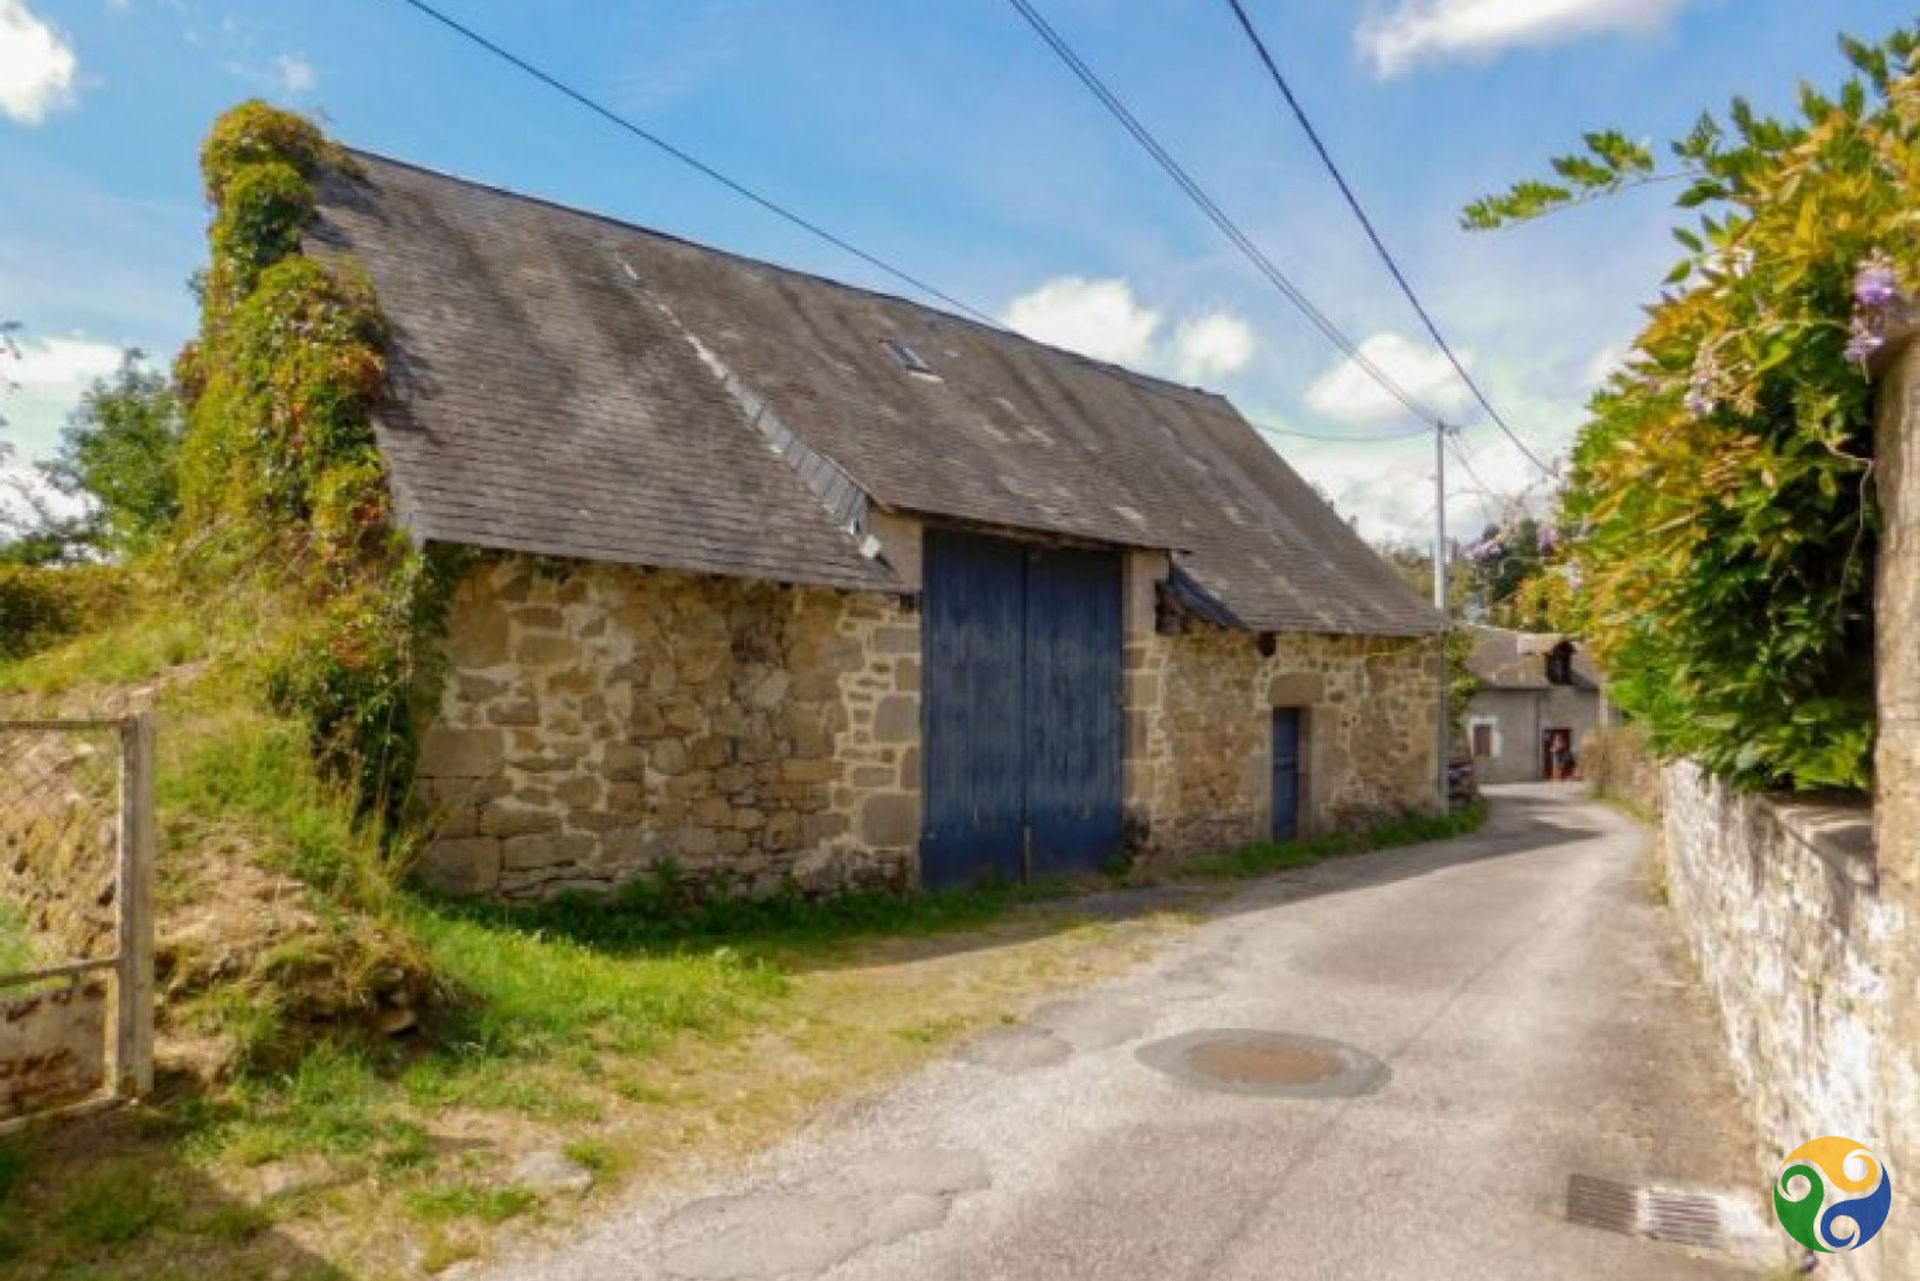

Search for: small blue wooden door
xmin=920 ymin=530 xmax=1122 ymax=888
xmin=1272 ymin=709 xmax=1302 ymax=842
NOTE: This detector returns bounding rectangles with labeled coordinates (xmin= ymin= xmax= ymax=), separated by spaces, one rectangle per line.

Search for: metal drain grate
xmin=1566 ymin=1174 xmax=1733 ymax=1252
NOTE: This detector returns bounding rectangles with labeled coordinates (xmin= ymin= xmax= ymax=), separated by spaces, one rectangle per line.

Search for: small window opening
xmin=883 ymin=338 xmax=939 ymax=379
xmin=1545 ymin=641 xmax=1575 ymax=687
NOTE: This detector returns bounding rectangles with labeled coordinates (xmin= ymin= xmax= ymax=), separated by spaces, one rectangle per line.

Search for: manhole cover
xmin=1136 ymin=1030 xmax=1389 ymax=1098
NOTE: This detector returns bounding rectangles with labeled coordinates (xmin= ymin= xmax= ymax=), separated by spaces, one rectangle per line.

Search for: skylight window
xmin=883 ymin=338 xmax=939 ymax=379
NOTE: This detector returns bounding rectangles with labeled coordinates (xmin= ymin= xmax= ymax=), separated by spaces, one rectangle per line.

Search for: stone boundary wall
xmin=1662 ymin=761 xmax=1891 ymax=1279
xmin=415 ymin=557 xmax=920 ymax=899
xmin=1875 ymin=318 xmax=1920 ymax=1279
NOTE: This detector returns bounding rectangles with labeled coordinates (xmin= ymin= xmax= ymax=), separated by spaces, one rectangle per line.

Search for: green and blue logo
xmin=1774 ymin=1137 xmax=1892 ymax=1253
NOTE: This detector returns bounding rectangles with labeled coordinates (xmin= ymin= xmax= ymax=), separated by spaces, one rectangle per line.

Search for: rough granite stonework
xmin=1873 ymin=323 xmax=1920 ymax=1277
xmin=1122 ymin=547 xmax=1442 ymax=855
xmin=414 ymin=556 xmax=920 ymax=899
xmin=1663 ymin=761 xmax=1889 ymax=1280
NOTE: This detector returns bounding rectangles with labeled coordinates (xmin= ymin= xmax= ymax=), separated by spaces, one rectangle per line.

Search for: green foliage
xmin=406 ymin=1181 xmax=538 ymax=1226
xmin=1461 ymin=516 xmax=1549 ymax=617
xmin=50 ymin=1162 xmax=180 ymax=1247
xmin=0 ymin=562 xmax=127 ymax=660
xmin=1445 ymin=625 xmax=1478 ymax=731
xmin=0 ymin=592 xmax=205 ymax=693
xmin=405 ymin=907 xmax=784 ymax=1060
xmin=178 ymin=100 xmax=459 ymax=819
xmin=29 ymin=354 xmax=185 ymax=559
xmin=214 ymin=1046 xmax=431 ymax=1169
xmin=1465 ymin=27 xmax=1914 ymax=791
xmin=1462 ymin=130 xmax=1658 ymax=228
xmin=0 ymin=899 xmax=35 ymax=973
xmin=422 ymin=849 xmax=1128 ymax=964
xmin=159 ymin=710 xmax=398 ymax=910
xmin=1175 ymin=800 xmax=1487 ymax=881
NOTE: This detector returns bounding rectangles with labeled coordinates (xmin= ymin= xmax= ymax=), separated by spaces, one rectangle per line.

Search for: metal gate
xmin=0 ymin=716 xmax=155 ymax=1132
xmin=1272 ymin=708 xmax=1302 ymax=842
xmin=920 ymin=530 xmax=1122 ymax=888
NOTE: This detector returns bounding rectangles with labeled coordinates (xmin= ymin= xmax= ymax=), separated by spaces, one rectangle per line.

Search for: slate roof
xmin=1466 ymin=626 xmax=1603 ymax=691
xmin=308 ymin=151 xmax=1440 ymax=636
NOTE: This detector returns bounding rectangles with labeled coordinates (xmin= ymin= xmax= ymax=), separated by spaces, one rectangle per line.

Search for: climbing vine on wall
xmin=1467 ymin=28 xmax=1920 ymax=792
xmin=176 ymin=101 xmax=462 ymax=816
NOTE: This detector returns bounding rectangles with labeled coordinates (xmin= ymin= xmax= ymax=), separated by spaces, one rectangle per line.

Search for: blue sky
xmin=3 ymin=0 xmax=1913 ymax=542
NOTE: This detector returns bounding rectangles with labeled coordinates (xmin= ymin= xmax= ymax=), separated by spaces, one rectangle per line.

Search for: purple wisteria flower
xmin=1466 ymin=537 xmax=1504 ymax=566
xmin=1854 ymin=252 xmax=1901 ymax=310
xmin=1845 ymin=315 xmax=1886 ymax=365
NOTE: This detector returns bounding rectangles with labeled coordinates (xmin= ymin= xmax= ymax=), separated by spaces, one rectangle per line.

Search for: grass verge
xmin=1176 ymin=800 xmax=1488 ymax=880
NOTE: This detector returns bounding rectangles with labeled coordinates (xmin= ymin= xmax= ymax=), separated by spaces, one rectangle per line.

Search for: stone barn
xmin=308 ymin=152 xmax=1445 ymax=899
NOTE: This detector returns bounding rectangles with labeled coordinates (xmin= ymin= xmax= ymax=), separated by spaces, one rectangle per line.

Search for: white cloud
xmin=1358 ymin=0 xmax=1693 ymax=77
xmin=2 ymin=337 xmax=126 ymax=458
xmin=0 ymin=0 xmax=77 ymax=125
xmin=1004 ymin=277 xmax=1260 ymax=387
xmin=275 ymin=53 xmax=315 ymax=95
xmin=1172 ymin=313 xmax=1255 ymax=384
xmin=1005 ymin=276 xmax=1161 ymax=367
xmin=10 ymin=336 xmax=122 ymax=387
xmin=1305 ymin=332 xmax=1473 ymax=426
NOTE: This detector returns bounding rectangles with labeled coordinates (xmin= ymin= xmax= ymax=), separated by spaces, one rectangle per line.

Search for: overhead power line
xmin=1217 ymin=0 xmax=1554 ymax=478
xmin=388 ymin=0 xmax=1004 ymax=330
xmin=389 ymin=2 xmax=1434 ymax=450
xmin=1004 ymin=0 xmax=1448 ymax=431
xmin=1259 ymin=423 xmax=1428 ymax=444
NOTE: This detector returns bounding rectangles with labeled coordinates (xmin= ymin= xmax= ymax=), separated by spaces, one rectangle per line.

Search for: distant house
xmin=1462 ymin=627 xmax=1612 ymax=784
xmin=310 ymin=152 xmax=1446 ymax=899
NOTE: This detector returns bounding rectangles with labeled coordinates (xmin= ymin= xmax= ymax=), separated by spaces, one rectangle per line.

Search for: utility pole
xmin=1434 ymin=422 xmax=1452 ymax=812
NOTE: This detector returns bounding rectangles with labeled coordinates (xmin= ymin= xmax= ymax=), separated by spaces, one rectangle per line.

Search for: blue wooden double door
xmin=920 ymin=529 xmax=1123 ymax=889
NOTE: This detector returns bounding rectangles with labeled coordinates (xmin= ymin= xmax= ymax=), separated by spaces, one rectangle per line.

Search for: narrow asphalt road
xmin=489 ymin=785 xmax=1769 ymax=1281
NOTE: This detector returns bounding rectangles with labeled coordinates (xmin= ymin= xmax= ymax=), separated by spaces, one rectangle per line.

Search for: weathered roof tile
xmin=311 ymin=152 xmax=1439 ymax=635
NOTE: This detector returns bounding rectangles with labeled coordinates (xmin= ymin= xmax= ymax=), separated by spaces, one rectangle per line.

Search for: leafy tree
xmin=1464 ymin=27 xmax=1917 ymax=790
xmin=1461 ymin=516 xmax=1546 ymax=619
xmin=41 ymin=353 xmax=184 ymax=556
xmin=0 ymin=353 xmax=184 ymax=564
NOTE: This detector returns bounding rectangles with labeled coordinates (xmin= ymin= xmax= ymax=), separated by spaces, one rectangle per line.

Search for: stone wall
xmin=418 ymin=538 xmax=1446 ymax=896
xmin=1662 ymin=761 xmax=1890 ymax=1278
xmin=0 ymin=980 xmax=108 ymax=1120
xmin=415 ymin=556 xmax=920 ymax=899
xmin=1126 ymin=615 xmax=1442 ymax=857
xmin=1873 ymin=317 xmax=1920 ymax=1278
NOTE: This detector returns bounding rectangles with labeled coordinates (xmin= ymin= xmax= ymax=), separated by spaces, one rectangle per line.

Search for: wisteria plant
xmin=1464 ymin=27 xmax=1920 ymax=790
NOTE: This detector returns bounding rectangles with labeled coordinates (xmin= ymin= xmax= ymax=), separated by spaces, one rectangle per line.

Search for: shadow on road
xmin=773 ymin=787 xmax=1615 ymax=977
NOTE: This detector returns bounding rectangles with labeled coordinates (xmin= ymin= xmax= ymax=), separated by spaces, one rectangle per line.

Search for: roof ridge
xmin=335 ymin=145 xmax=1227 ymax=406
